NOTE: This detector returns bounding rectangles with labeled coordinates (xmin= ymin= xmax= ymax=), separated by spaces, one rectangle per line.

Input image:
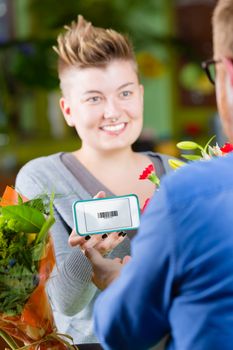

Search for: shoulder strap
xmin=61 ymin=152 xmax=114 ymax=197
xmin=149 ymin=154 xmax=165 ymax=178
xmin=146 ymin=151 xmax=175 ymax=178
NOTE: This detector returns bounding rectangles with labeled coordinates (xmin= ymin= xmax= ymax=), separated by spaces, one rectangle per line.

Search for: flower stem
xmin=149 ymin=173 xmax=160 ymax=187
xmin=203 ymin=135 xmax=216 ymax=153
xmin=35 ymin=214 xmax=55 ymax=244
xmin=0 ymin=330 xmax=19 ymax=349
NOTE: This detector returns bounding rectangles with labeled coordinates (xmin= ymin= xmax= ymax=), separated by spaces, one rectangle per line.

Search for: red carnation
xmin=139 ymin=163 xmax=160 ymax=187
xmin=139 ymin=164 xmax=155 ymax=180
xmin=220 ymin=143 xmax=233 ymax=153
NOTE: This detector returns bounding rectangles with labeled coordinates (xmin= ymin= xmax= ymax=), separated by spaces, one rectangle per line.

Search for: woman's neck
xmin=72 ymin=145 xmax=154 ymax=206
xmin=73 ymin=146 xmax=136 ymax=170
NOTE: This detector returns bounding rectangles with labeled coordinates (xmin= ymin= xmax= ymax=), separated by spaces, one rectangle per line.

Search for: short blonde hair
xmin=53 ymin=15 xmax=137 ymax=77
xmin=212 ymin=0 xmax=233 ymax=57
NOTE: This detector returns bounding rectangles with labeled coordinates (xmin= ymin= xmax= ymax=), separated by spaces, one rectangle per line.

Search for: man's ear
xmin=60 ymin=97 xmax=74 ymax=126
xmin=223 ymin=57 xmax=233 ymax=86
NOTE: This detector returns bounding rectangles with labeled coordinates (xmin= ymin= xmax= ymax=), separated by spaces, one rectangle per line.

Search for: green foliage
xmin=0 ymin=193 xmax=55 ymax=316
xmin=24 ymin=196 xmax=50 ymax=214
xmin=0 ymin=227 xmax=38 ymax=315
xmin=0 ymin=264 xmax=37 ymax=315
xmin=29 ymin=0 xmax=161 ymax=36
xmin=8 ymin=41 xmax=58 ymax=90
xmin=0 ymin=216 xmax=6 ymax=230
xmin=1 ymin=205 xmax=46 ymax=233
xmin=7 ymin=219 xmax=22 ymax=232
xmin=0 ymin=231 xmax=8 ymax=259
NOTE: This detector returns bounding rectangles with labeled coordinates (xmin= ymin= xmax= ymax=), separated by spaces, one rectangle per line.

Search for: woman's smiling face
xmin=60 ymin=59 xmax=144 ymax=153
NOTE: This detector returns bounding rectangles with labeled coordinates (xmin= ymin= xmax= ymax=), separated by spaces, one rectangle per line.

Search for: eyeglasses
xmin=201 ymin=59 xmax=222 ymax=85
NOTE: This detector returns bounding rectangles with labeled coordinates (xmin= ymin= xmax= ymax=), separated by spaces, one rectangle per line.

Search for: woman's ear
xmin=223 ymin=57 xmax=233 ymax=86
xmin=60 ymin=97 xmax=74 ymax=126
xmin=140 ymin=84 xmax=144 ymax=96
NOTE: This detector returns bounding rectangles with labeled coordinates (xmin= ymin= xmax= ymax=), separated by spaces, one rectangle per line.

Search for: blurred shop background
xmin=0 ymin=0 xmax=222 ymax=194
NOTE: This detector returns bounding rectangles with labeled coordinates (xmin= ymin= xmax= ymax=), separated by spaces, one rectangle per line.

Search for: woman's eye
xmin=87 ymin=96 xmax=101 ymax=103
xmin=120 ymin=91 xmax=132 ymax=98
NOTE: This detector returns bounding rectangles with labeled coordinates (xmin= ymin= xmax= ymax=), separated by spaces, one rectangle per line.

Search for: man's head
xmin=53 ymin=15 xmax=137 ymax=94
xmin=212 ymin=0 xmax=233 ymax=142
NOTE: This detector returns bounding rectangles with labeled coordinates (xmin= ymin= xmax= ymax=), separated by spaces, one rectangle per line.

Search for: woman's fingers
xmin=68 ymin=229 xmax=86 ymax=247
xmin=69 ymin=228 xmax=112 ymax=250
xmin=93 ymin=191 xmax=106 ymax=199
xmin=81 ymin=234 xmax=103 ymax=249
xmin=122 ymin=255 xmax=131 ymax=265
xmin=94 ymin=231 xmax=127 ymax=255
xmin=69 ymin=192 xmax=106 ymax=247
xmin=68 ymin=224 xmax=127 ymax=257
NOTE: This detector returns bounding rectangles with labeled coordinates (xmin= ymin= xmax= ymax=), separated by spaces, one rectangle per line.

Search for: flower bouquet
xmin=168 ymin=136 xmax=233 ymax=169
xmin=0 ymin=186 xmax=77 ymax=350
xmin=138 ymin=138 xmax=233 ymax=212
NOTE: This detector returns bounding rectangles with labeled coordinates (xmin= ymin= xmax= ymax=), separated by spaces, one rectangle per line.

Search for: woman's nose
xmin=104 ymin=99 xmax=121 ymax=120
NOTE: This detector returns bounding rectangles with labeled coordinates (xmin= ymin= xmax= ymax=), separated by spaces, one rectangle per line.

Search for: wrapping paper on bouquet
xmin=0 ymin=187 xmax=77 ymax=350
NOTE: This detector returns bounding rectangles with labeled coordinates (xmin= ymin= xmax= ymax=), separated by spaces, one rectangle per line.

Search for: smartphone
xmin=72 ymin=194 xmax=140 ymax=236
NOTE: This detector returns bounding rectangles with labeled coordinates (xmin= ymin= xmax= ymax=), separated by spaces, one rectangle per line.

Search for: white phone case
xmin=72 ymin=194 xmax=140 ymax=236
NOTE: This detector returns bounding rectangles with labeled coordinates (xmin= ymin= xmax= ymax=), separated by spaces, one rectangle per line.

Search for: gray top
xmin=15 ymin=151 xmax=174 ymax=345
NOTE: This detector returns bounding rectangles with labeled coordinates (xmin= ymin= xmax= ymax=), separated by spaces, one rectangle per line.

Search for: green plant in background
xmin=179 ymin=62 xmax=214 ymax=95
xmin=0 ymin=39 xmax=58 ymax=92
xmin=28 ymin=0 xmax=168 ymax=42
xmin=2 ymin=0 xmax=171 ymax=85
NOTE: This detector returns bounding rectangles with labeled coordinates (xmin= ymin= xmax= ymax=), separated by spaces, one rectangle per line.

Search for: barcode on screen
xmin=97 ymin=210 xmax=119 ymax=219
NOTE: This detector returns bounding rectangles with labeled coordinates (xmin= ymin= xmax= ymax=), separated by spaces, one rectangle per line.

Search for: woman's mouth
xmin=100 ymin=122 xmax=126 ymax=134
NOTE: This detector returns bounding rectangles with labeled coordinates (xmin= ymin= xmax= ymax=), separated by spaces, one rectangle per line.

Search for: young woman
xmin=15 ymin=15 xmax=174 ymax=349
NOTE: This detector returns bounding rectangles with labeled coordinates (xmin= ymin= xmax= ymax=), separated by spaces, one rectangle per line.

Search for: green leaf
xmin=35 ymin=214 xmax=55 ymax=244
xmin=23 ymin=196 xmax=48 ymax=214
xmin=2 ymin=205 xmax=45 ymax=233
xmin=17 ymin=194 xmax=23 ymax=205
xmin=148 ymin=173 xmax=160 ymax=187
xmin=35 ymin=191 xmax=55 ymax=244
xmin=176 ymin=141 xmax=200 ymax=150
xmin=31 ymin=242 xmax=44 ymax=261
xmin=181 ymin=154 xmax=202 ymax=161
xmin=168 ymin=159 xmax=186 ymax=170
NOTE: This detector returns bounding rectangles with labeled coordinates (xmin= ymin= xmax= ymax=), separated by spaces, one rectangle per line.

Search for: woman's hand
xmin=85 ymin=247 xmax=131 ymax=290
xmin=68 ymin=191 xmax=127 ymax=255
xmin=68 ymin=229 xmax=127 ymax=255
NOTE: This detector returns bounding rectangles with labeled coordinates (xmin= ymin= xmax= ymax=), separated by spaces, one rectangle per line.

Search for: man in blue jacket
xmin=85 ymin=0 xmax=233 ymax=349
